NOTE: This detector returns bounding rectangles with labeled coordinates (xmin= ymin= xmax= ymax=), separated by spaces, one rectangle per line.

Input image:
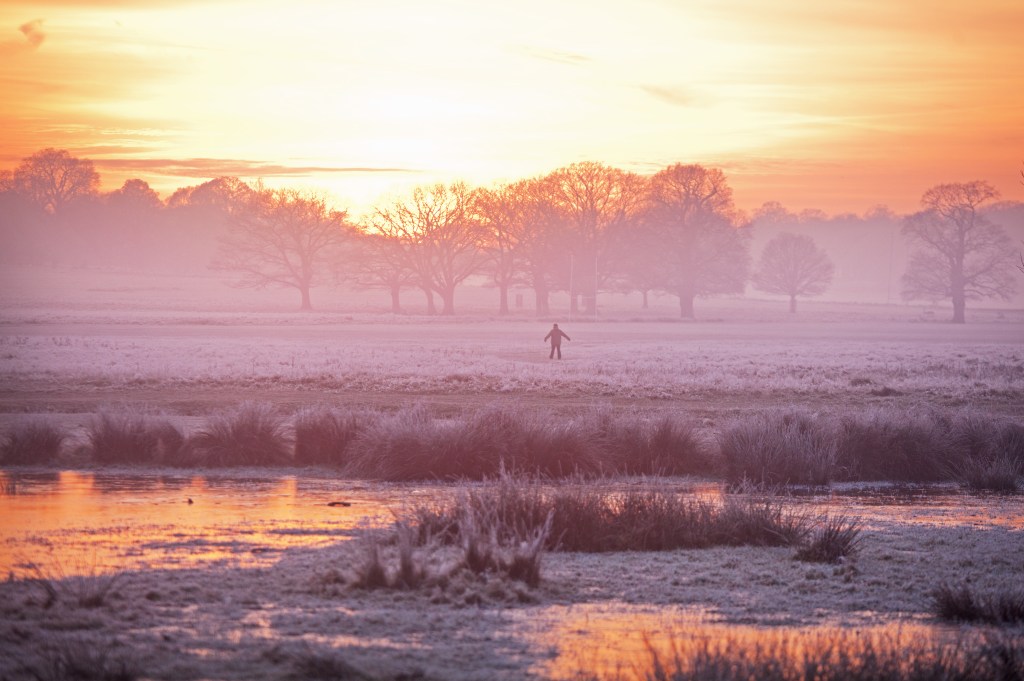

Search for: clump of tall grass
xmin=956 ymin=454 xmax=1022 ymax=492
xmin=932 ymin=582 xmax=1024 ymax=624
xmin=343 ymin=404 xmax=601 ymax=480
xmin=720 ymin=409 xmax=839 ymax=485
xmin=87 ymin=408 xmax=183 ymax=465
xmin=261 ymin=642 xmax=367 ymax=681
xmin=405 ymin=475 xmax=811 ymax=553
xmin=586 ymin=410 xmax=717 ymax=476
xmin=342 ymin=405 xmax=486 ymax=480
xmin=633 ymin=626 xmax=1023 ymax=681
xmin=564 ymin=490 xmax=809 ymax=552
xmin=293 ymin=405 xmax=365 ymax=466
xmin=19 ymin=635 xmax=139 ymax=681
xmin=837 ymin=408 xmax=961 ymax=482
xmin=348 ymin=499 xmax=552 ymax=591
xmin=182 ymin=402 xmax=292 ymax=466
xmin=0 ymin=418 xmax=66 ymax=465
xmin=950 ymin=413 xmax=1023 ymax=491
xmin=952 ymin=412 xmax=1024 ymax=461
xmin=22 ymin=557 xmax=124 ymax=609
xmin=794 ymin=515 xmax=862 ymax=563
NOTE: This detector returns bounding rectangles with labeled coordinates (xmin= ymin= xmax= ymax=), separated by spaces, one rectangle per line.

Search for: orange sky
xmin=2 ymin=0 xmax=1022 ymax=218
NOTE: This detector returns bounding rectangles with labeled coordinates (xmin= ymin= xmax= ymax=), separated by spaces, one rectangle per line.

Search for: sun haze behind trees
xmin=752 ymin=233 xmax=835 ymax=313
xmin=3 ymin=147 xmax=1024 ymax=319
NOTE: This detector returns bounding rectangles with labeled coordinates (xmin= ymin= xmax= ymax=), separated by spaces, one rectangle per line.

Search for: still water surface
xmin=1 ymin=471 xmax=1021 ymax=577
xmin=2 ymin=470 xmax=1022 ymax=679
xmin=0 ymin=469 xmax=430 ymax=575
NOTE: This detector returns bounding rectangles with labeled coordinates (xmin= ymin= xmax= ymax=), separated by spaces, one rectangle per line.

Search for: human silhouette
xmin=544 ymin=323 xmax=571 ymax=359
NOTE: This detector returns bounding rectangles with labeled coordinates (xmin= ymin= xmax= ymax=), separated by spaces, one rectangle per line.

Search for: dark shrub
xmin=641 ymin=626 xmax=1024 ymax=681
xmin=950 ymin=413 xmax=1023 ymax=492
xmin=184 ymin=402 xmax=291 ymax=467
xmin=343 ymin=404 xmax=602 ymax=481
xmin=590 ymin=410 xmax=717 ymax=476
xmin=720 ymin=409 xmax=838 ymax=485
xmin=407 ymin=476 xmax=811 ymax=554
xmin=343 ymin=405 xmax=496 ymax=480
xmin=837 ymin=408 xmax=957 ymax=482
xmin=1 ymin=418 xmax=66 ymax=465
xmin=22 ymin=635 xmax=139 ymax=681
xmin=795 ymin=515 xmax=862 ymax=563
xmin=932 ymin=582 xmax=1024 ymax=624
xmin=957 ymin=454 xmax=1021 ymax=492
xmin=293 ymin=405 xmax=365 ymax=466
xmin=88 ymin=408 xmax=183 ymax=465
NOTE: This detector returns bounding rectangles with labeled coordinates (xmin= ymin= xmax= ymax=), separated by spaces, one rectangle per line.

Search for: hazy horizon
xmin=2 ymin=0 xmax=1023 ymax=218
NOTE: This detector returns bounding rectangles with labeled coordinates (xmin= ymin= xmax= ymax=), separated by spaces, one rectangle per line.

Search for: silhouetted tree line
xmin=2 ymin=148 xmax=1021 ymax=321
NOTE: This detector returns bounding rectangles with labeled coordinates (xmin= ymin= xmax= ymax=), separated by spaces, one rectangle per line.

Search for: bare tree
xmin=475 ymin=181 xmax=528 ymax=315
xmin=373 ymin=182 xmax=487 ymax=315
xmin=901 ymin=181 xmax=1016 ymax=323
xmin=212 ymin=186 xmax=351 ymax=310
xmin=544 ymin=162 xmax=645 ymax=315
xmin=344 ymin=230 xmax=417 ymax=314
xmin=6 ymin=148 xmax=100 ymax=214
xmin=643 ymin=163 xmax=750 ymax=318
xmin=475 ymin=178 xmax=564 ymax=315
xmin=752 ymin=232 xmax=834 ymax=312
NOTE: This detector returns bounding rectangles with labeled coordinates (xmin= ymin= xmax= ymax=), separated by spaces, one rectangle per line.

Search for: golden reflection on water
xmin=526 ymin=607 xmax=953 ymax=681
xmin=2 ymin=472 xmax=1022 ymax=578
xmin=0 ymin=470 xmax=409 ymax=576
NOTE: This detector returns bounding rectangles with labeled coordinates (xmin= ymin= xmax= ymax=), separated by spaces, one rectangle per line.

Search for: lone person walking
xmin=544 ymin=323 xmax=571 ymax=359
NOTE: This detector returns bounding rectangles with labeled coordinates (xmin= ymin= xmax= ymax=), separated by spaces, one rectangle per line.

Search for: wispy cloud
xmin=516 ymin=46 xmax=591 ymax=66
xmin=92 ymin=157 xmax=421 ymax=178
xmin=639 ymin=85 xmax=702 ymax=108
xmin=0 ymin=19 xmax=45 ymax=54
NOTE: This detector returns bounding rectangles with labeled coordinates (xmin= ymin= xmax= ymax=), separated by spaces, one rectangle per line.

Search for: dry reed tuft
xmin=586 ymin=410 xmax=717 ymax=476
xmin=932 ymin=582 xmax=1024 ymax=624
xmin=632 ymin=626 xmax=1024 ymax=681
xmin=19 ymin=635 xmax=139 ymax=681
xmin=22 ymin=556 xmax=125 ymax=610
xmin=342 ymin=404 xmax=603 ymax=480
xmin=837 ymin=408 xmax=959 ymax=482
xmin=794 ymin=514 xmax=862 ymax=563
xmin=405 ymin=475 xmax=811 ymax=554
xmin=719 ymin=409 xmax=839 ymax=485
xmin=183 ymin=402 xmax=292 ymax=466
xmin=0 ymin=418 xmax=66 ymax=465
xmin=293 ymin=405 xmax=365 ymax=467
xmin=957 ymin=454 xmax=1022 ymax=492
xmin=87 ymin=408 xmax=183 ymax=465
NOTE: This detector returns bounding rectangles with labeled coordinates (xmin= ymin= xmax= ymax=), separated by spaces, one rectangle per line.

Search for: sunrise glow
xmin=2 ymin=0 xmax=1023 ymax=216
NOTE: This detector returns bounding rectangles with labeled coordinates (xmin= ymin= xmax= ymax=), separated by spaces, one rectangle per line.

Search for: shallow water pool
xmin=0 ymin=469 xmax=427 ymax=575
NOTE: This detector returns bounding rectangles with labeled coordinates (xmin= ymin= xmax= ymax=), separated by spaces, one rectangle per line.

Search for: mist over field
xmin=3 ymin=1 xmax=1024 ymax=673
xmin=3 ymin=150 xmax=1024 ymax=680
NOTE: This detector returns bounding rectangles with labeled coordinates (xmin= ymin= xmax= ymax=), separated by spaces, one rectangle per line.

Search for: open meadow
xmin=1 ymin=266 xmax=1023 ymax=680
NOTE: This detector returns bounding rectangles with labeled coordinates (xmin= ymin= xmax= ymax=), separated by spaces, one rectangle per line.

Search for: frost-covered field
xmin=2 ymin=267 xmax=1023 ymax=680
xmin=2 ymin=266 xmax=1021 ymax=420
xmin=1 ymin=472 xmax=1023 ymax=681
